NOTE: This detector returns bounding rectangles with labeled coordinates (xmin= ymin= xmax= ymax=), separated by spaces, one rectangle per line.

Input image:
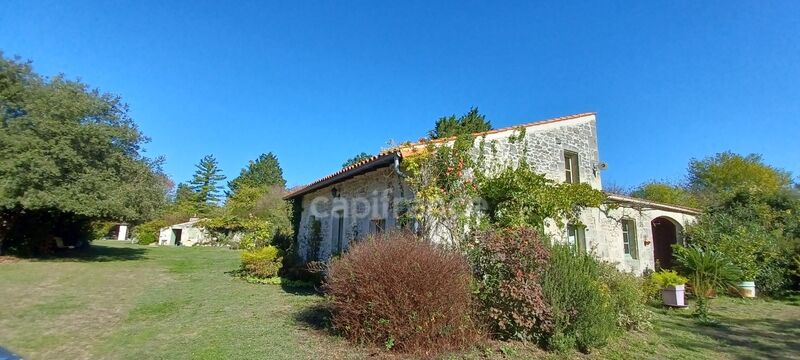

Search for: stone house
xmin=158 ymin=218 xmax=211 ymax=246
xmin=284 ymin=112 xmax=698 ymax=274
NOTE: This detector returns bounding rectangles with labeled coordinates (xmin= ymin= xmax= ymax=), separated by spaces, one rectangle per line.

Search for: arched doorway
xmin=651 ymin=217 xmax=680 ymax=269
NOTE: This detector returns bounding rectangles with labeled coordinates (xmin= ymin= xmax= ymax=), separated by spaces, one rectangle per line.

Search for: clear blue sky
xmin=2 ymin=1 xmax=798 ymax=190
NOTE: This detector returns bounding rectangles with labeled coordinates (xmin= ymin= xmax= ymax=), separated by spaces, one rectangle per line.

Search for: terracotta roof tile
xmin=284 ymin=112 xmax=595 ymax=199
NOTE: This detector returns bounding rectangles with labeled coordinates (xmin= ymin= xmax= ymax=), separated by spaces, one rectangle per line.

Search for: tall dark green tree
xmin=429 ymin=107 xmax=492 ymax=139
xmin=342 ymin=152 xmax=372 ymax=168
xmin=189 ymin=155 xmax=226 ymax=208
xmin=0 ymin=54 xmax=169 ymax=254
xmin=227 ymin=152 xmax=285 ymax=195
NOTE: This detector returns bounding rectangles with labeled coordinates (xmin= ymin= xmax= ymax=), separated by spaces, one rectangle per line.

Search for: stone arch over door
xmin=651 ymin=217 xmax=682 ymax=270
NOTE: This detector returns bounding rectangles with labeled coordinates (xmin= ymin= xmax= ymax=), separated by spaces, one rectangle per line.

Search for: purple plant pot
xmin=662 ymin=284 xmax=686 ymax=307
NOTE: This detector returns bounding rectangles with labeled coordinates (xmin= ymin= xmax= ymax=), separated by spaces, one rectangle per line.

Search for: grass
xmin=1 ymin=241 xmax=798 ymax=359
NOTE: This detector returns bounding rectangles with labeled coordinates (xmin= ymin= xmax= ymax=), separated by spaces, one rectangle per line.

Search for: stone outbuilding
xmin=284 ymin=112 xmax=698 ymax=275
xmin=158 ymin=218 xmax=211 ymax=246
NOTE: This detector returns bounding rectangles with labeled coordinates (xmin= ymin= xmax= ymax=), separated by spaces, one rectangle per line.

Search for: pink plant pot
xmin=662 ymin=284 xmax=686 ymax=307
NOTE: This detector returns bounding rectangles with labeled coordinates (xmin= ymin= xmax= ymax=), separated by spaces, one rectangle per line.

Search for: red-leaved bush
xmin=324 ymin=231 xmax=480 ymax=354
xmin=470 ymin=227 xmax=553 ymax=341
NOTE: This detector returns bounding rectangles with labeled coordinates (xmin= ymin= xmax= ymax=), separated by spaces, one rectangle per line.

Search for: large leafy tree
xmin=630 ymin=181 xmax=698 ymax=208
xmin=429 ymin=107 xmax=492 ymax=139
xmin=342 ymin=152 xmax=372 ymax=168
xmin=189 ymin=154 xmax=226 ymax=209
xmin=0 ymin=54 xmax=169 ymax=254
xmin=227 ymin=152 xmax=285 ymax=195
xmin=688 ymin=152 xmax=792 ymax=206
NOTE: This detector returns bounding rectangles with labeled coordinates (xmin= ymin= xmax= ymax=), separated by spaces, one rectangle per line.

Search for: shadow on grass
xmin=44 ymin=243 xmax=148 ymax=262
xmin=654 ymin=302 xmax=800 ymax=359
xmin=293 ymin=303 xmax=332 ymax=332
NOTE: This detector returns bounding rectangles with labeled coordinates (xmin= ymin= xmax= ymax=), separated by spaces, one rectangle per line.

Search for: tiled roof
xmin=284 ymin=112 xmax=596 ymax=199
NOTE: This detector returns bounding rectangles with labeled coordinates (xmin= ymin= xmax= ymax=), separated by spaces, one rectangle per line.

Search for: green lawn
xmin=1 ymin=241 xmax=798 ymax=359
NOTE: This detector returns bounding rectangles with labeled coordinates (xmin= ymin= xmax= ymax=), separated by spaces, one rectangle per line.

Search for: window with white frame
xmin=564 ymin=151 xmax=580 ymax=183
xmin=622 ymin=219 xmax=638 ymax=259
xmin=567 ymin=224 xmax=587 ymax=253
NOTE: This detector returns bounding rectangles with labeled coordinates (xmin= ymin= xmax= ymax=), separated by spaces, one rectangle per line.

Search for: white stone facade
xmin=289 ymin=113 xmax=697 ymax=274
xmin=158 ymin=219 xmax=211 ymax=246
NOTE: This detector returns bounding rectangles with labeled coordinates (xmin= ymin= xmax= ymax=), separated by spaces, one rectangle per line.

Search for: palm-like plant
xmin=673 ymin=245 xmax=741 ymax=321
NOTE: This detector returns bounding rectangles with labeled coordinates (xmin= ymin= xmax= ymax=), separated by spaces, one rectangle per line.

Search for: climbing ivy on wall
xmin=401 ymin=130 xmax=606 ymax=246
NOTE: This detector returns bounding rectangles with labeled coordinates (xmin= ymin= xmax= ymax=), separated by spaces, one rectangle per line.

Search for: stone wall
xmin=474 ymin=114 xmax=602 ymax=189
xmin=296 ymin=166 xmax=407 ymax=261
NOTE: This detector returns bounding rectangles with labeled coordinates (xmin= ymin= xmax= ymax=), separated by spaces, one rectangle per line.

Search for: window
xmin=622 ymin=219 xmax=638 ymax=259
xmin=333 ymin=210 xmax=344 ymax=255
xmin=567 ymin=224 xmax=587 ymax=253
xmin=564 ymin=151 xmax=580 ymax=183
xmin=370 ymin=219 xmax=386 ymax=234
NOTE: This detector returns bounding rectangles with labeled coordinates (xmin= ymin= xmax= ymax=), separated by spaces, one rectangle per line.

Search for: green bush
xmin=600 ymin=264 xmax=652 ymax=331
xmin=471 ymin=227 xmax=552 ymax=342
xmin=133 ymin=220 xmax=166 ymax=245
xmin=652 ymin=270 xmax=688 ymax=288
xmin=241 ymin=246 xmax=283 ymax=278
xmin=541 ymin=244 xmax=618 ymax=353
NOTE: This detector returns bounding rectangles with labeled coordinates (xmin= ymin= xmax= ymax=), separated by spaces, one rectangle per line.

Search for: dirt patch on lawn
xmin=0 ymin=256 xmax=22 ymax=264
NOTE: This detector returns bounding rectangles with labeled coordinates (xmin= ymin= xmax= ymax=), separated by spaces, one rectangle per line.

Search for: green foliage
xmin=189 ymin=154 xmax=226 ymax=211
xmin=428 ymin=107 xmax=491 ymax=139
xmin=652 ymin=270 xmax=688 ymax=287
xmin=227 ymin=152 xmax=286 ymax=195
xmin=541 ymin=244 xmax=618 ymax=353
xmin=688 ymin=152 xmax=792 ymax=206
xmin=241 ymin=245 xmax=283 ymax=278
xmin=470 ymin=227 xmax=552 ymax=342
xmin=133 ymin=220 xmax=166 ymax=245
xmin=341 ymin=152 xmax=372 ymax=168
xmin=90 ymin=221 xmax=117 ymax=240
xmin=240 ymin=275 xmax=314 ymax=288
xmin=673 ymin=245 xmax=740 ymax=320
xmin=401 ymin=134 xmax=479 ymax=246
xmin=599 ymin=264 xmax=653 ymax=331
xmin=630 ymin=181 xmax=698 ymax=208
xmin=471 ymin=228 xmax=648 ymax=353
xmin=478 ymin=162 xmax=606 ymax=228
xmin=0 ymin=54 xmax=169 ymax=254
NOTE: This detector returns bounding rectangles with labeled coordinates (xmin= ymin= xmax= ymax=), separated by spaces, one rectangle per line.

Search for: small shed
xmin=158 ymin=218 xmax=211 ymax=246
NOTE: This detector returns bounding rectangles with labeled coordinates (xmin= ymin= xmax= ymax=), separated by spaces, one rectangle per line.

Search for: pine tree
xmin=189 ymin=155 xmax=226 ymax=208
xmin=227 ymin=152 xmax=286 ymax=196
xmin=428 ymin=107 xmax=492 ymax=139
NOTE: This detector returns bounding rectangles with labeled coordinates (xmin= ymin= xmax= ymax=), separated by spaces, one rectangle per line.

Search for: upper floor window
xmin=564 ymin=151 xmax=580 ymax=183
xmin=622 ymin=219 xmax=638 ymax=259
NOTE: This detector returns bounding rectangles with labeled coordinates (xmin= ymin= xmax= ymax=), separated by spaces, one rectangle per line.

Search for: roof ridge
xmin=285 ymin=112 xmax=596 ymax=199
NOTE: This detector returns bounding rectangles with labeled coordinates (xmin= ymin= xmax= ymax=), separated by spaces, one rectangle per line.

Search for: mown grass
xmin=1 ymin=241 xmax=798 ymax=359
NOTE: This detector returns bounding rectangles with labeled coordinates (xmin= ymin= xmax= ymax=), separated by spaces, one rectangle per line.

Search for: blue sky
xmin=2 ymin=1 xmax=798 ymax=190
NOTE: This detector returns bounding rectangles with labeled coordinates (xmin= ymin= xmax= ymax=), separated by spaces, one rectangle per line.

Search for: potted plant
xmin=673 ymin=245 xmax=741 ymax=322
xmin=652 ymin=270 xmax=688 ymax=307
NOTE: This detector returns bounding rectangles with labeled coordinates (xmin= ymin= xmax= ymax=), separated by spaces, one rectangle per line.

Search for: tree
xmin=174 ymin=182 xmax=195 ymax=204
xmin=428 ymin=107 xmax=492 ymax=139
xmin=227 ymin=152 xmax=285 ymax=196
xmin=342 ymin=152 xmax=372 ymax=168
xmin=688 ymin=152 xmax=792 ymax=206
xmin=630 ymin=181 xmax=698 ymax=208
xmin=189 ymin=154 xmax=226 ymax=209
xmin=0 ymin=54 xmax=169 ymax=254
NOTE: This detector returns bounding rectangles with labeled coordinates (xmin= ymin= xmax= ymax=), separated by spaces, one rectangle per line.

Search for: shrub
xmin=241 ymin=246 xmax=283 ymax=278
xmin=673 ymin=245 xmax=741 ymax=320
xmin=599 ymin=264 xmax=652 ymax=331
xmin=652 ymin=270 xmax=688 ymax=288
xmin=542 ymin=244 xmax=618 ymax=353
xmin=133 ymin=220 xmax=166 ymax=245
xmin=471 ymin=227 xmax=552 ymax=341
xmin=324 ymin=231 xmax=480 ymax=354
